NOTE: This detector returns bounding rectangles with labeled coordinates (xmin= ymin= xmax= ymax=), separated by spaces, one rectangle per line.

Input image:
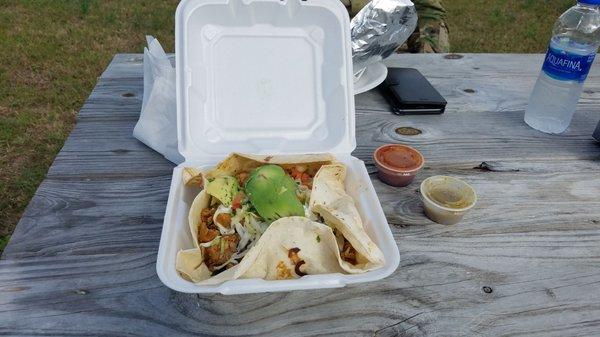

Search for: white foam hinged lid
xmin=176 ymin=0 xmax=356 ymax=162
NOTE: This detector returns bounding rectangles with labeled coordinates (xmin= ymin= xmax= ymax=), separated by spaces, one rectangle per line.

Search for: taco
xmin=176 ymin=153 xmax=384 ymax=284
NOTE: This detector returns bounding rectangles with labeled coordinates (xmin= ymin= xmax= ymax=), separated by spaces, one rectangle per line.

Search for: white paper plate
xmin=354 ymin=62 xmax=388 ymax=95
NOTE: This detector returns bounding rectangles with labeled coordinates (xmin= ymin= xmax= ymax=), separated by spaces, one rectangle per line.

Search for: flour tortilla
xmin=187 ymin=189 xmax=212 ymax=250
xmin=196 ymin=217 xmax=346 ymax=285
xmin=176 ymin=248 xmax=211 ymax=282
xmin=176 ymin=153 xmax=384 ymax=284
xmin=310 ymin=164 xmax=385 ymax=273
xmin=177 ymin=213 xmax=345 ymax=283
xmin=198 ymin=153 xmax=336 ymax=185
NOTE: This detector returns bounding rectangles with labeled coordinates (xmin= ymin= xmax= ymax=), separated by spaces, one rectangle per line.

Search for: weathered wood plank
xmin=1 ymin=240 xmax=599 ymax=336
xmin=2 ymin=175 xmax=171 ymax=258
xmin=100 ymin=54 xmax=144 ymax=80
xmin=6 ymin=157 xmax=600 ymax=259
xmin=91 ymin=53 xmax=600 ymax=118
xmin=359 ymin=54 xmax=600 ymax=113
xmin=59 ymin=53 xmax=600 ymax=176
xmin=353 ymin=109 xmax=600 ymax=164
xmin=77 ymin=78 xmax=143 ymax=120
xmin=47 ymin=117 xmax=174 ymax=178
xmin=356 ymin=77 xmax=600 ymax=115
xmin=384 ymin=53 xmax=600 ymax=78
xmin=3 ymin=53 xmax=600 ymax=337
xmin=46 ymin=108 xmax=599 ymax=179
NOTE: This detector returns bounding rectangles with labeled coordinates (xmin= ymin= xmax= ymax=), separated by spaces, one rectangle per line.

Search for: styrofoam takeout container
xmin=156 ymin=0 xmax=400 ymax=294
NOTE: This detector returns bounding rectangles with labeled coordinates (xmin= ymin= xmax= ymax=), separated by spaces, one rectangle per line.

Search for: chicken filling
xmin=196 ymin=163 xmax=358 ymax=276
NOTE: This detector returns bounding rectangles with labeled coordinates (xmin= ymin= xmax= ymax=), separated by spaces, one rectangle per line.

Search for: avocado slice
xmin=205 ymin=176 xmax=239 ymax=207
xmin=245 ymin=165 xmax=304 ymax=222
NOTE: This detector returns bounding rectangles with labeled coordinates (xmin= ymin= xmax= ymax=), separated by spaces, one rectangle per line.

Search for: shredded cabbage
xmin=213 ymin=205 xmax=270 ymax=265
xmin=235 ymin=221 xmax=251 ymax=252
xmin=209 ymin=182 xmax=308 ymax=271
xmin=199 ymin=235 xmax=221 ymax=248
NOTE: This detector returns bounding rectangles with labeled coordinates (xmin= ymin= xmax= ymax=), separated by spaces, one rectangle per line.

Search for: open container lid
xmin=176 ymin=0 xmax=356 ymax=163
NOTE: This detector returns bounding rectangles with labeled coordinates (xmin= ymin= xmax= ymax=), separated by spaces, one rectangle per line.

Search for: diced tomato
xmin=300 ymin=173 xmax=311 ymax=184
xmin=231 ymin=191 xmax=245 ymax=210
xmin=289 ymin=167 xmax=303 ymax=180
xmin=300 ymin=173 xmax=312 ymax=189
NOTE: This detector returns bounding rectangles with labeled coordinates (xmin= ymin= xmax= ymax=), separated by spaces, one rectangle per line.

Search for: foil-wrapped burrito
xmin=351 ymin=0 xmax=418 ymax=74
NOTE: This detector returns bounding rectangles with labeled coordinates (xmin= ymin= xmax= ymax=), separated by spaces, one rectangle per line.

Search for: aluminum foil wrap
xmin=351 ymin=0 xmax=418 ymax=73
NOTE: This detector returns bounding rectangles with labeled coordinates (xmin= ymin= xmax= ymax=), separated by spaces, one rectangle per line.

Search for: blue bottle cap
xmin=579 ymin=0 xmax=600 ymax=4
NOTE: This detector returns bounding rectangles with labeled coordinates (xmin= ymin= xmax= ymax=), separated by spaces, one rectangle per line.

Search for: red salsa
xmin=376 ymin=145 xmax=423 ymax=171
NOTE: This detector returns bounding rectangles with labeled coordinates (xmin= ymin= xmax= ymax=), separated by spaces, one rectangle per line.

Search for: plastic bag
xmin=133 ymin=36 xmax=184 ymax=164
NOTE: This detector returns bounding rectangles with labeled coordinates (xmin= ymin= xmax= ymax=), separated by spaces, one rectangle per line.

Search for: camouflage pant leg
xmin=343 ymin=0 xmax=449 ymax=53
xmin=412 ymin=0 xmax=449 ymax=53
xmin=343 ymin=0 xmax=370 ymax=17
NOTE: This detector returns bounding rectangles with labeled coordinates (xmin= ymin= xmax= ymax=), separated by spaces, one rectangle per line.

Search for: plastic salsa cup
xmin=420 ymin=175 xmax=477 ymax=225
xmin=373 ymin=144 xmax=425 ymax=187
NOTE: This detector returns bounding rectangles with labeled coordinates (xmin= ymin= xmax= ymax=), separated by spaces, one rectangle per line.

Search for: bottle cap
xmin=579 ymin=0 xmax=600 ymax=5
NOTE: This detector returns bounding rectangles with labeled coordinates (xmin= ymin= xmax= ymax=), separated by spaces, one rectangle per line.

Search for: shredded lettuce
xmin=235 ymin=221 xmax=250 ymax=252
xmin=218 ymin=204 xmax=270 ymax=262
xmin=210 ymin=179 xmax=307 ymax=271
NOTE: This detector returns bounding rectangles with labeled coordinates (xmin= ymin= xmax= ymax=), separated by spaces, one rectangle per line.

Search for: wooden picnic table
xmin=2 ymin=53 xmax=600 ymax=337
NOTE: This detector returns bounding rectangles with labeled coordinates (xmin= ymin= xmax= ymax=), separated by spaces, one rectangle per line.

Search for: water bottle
xmin=525 ymin=0 xmax=600 ymax=134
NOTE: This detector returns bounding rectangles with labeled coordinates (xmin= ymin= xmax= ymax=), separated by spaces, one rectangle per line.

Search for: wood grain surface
xmin=1 ymin=53 xmax=600 ymax=337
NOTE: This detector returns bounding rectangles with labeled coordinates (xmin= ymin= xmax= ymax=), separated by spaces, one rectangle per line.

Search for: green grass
xmin=447 ymin=0 xmax=574 ymax=52
xmin=0 ymin=0 xmax=178 ymax=254
xmin=0 ymin=0 xmax=575 ymax=254
xmin=0 ymin=235 xmax=9 ymax=253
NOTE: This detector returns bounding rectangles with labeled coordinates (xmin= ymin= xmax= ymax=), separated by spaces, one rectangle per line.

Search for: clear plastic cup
xmin=420 ymin=176 xmax=477 ymax=225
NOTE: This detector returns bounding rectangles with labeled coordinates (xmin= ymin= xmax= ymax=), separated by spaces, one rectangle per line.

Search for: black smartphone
xmin=379 ymin=68 xmax=447 ymax=115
